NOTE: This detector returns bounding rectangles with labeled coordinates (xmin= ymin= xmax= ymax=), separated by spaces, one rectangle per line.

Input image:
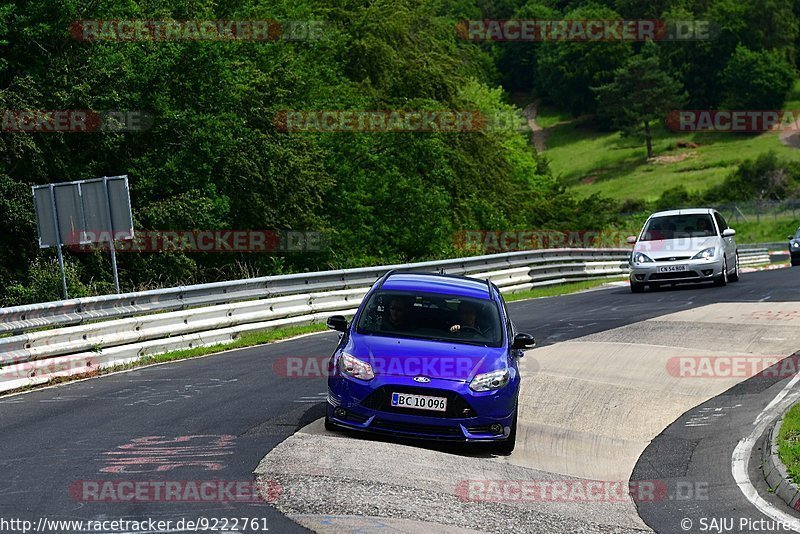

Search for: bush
xmin=720 ymin=46 xmax=796 ymax=109
xmin=4 ymin=257 xmax=90 ymax=306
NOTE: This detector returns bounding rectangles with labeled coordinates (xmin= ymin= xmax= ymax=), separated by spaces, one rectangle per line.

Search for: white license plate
xmin=657 ymin=265 xmax=687 ymax=273
xmin=391 ymin=392 xmax=447 ymax=412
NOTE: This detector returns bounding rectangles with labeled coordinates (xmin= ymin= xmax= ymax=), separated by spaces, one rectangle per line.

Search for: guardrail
xmin=0 ymin=248 xmax=630 ymax=393
xmin=738 ymin=248 xmax=770 ymax=266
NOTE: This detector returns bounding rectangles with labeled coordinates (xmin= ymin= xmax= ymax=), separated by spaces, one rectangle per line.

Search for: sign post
xmin=32 ymin=176 xmax=133 ymax=298
xmin=47 ymin=184 xmax=68 ymax=299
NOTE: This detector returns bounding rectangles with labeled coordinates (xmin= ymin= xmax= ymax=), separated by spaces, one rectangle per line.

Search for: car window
xmin=640 ymin=214 xmax=716 ymax=240
xmin=713 ymin=212 xmax=727 ymax=234
xmin=356 ymin=289 xmax=504 ymax=347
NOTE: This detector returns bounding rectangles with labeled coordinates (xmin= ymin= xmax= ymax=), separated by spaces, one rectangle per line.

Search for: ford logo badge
xmin=413 ymin=376 xmax=430 ymax=383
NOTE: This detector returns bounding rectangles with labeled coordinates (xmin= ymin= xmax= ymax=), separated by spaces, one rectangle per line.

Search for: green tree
xmin=534 ymin=4 xmax=632 ymax=115
xmin=593 ymin=43 xmax=686 ymax=159
xmin=719 ymin=45 xmax=796 ymax=109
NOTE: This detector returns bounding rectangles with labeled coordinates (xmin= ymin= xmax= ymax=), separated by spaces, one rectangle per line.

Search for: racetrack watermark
xmin=455 ymin=479 xmax=708 ymax=502
xmin=0 ymin=356 xmax=100 ymax=380
xmin=666 ymin=355 xmax=800 ymax=379
xmin=667 ymin=110 xmax=800 ymax=132
xmin=273 ymin=355 xmax=482 ymax=379
xmin=67 ymin=230 xmax=328 ymax=253
xmin=68 ymin=479 xmax=281 ymax=503
xmin=273 ymin=110 xmax=527 ymax=133
xmin=457 ymin=19 xmax=715 ymax=41
xmin=1 ymin=110 xmax=152 ymax=132
xmin=70 ymin=19 xmax=327 ymax=41
xmin=454 ymin=230 xmax=634 ymax=253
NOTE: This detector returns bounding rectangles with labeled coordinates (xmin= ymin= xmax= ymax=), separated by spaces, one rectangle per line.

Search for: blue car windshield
xmin=640 ymin=214 xmax=716 ymax=241
xmin=355 ymin=290 xmax=505 ymax=347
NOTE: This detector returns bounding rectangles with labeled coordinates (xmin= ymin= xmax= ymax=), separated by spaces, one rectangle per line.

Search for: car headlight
xmin=793 ymin=242 xmax=799 ymax=248
xmin=338 ymin=352 xmax=374 ymax=381
xmin=691 ymin=247 xmax=716 ymax=260
xmin=633 ymin=252 xmax=654 ymax=264
xmin=469 ymin=369 xmax=510 ymax=392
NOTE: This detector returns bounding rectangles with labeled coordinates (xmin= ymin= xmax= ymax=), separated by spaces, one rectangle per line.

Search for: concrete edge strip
xmin=733 ymin=370 xmax=800 ymax=532
xmin=762 ymin=407 xmax=800 ymax=510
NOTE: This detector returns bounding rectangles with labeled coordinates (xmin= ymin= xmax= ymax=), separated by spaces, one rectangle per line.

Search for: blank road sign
xmin=32 ymin=176 xmax=133 ymax=248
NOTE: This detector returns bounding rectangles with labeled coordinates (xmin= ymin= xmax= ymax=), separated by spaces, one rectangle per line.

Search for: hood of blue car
xmin=346 ymin=333 xmax=507 ymax=382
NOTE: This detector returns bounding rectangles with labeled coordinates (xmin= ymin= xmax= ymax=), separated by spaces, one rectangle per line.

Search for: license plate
xmin=391 ymin=392 xmax=447 ymax=412
xmin=657 ymin=265 xmax=687 ymax=273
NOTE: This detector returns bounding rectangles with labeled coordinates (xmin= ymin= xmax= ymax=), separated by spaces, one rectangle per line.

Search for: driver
xmin=449 ymin=301 xmax=482 ymax=334
xmin=384 ymin=296 xmax=416 ymax=330
xmin=696 ymin=218 xmax=711 ymax=235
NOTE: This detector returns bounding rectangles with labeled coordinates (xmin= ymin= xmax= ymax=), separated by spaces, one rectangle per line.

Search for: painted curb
xmin=762 ymin=411 xmax=800 ymax=510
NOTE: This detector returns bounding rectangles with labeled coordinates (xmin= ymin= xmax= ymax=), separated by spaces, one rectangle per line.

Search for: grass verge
xmin=778 ymin=402 xmax=800 ymax=484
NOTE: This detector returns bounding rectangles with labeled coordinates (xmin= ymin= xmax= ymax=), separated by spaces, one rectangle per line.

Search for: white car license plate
xmin=657 ymin=265 xmax=687 ymax=273
xmin=391 ymin=392 xmax=447 ymax=412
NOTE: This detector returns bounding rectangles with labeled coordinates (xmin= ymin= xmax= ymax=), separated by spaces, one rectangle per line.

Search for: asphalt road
xmin=0 ymin=268 xmax=798 ymax=533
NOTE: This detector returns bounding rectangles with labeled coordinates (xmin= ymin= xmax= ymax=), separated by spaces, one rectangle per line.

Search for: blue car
xmin=324 ymin=271 xmax=535 ymax=454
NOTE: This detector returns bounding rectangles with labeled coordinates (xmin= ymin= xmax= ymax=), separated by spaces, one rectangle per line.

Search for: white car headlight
xmin=338 ymin=352 xmax=375 ymax=381
xmin=793 ymin=242 xmax=799 ymax=248
xmin=633 ymin=252 xmax=654 ymax=264
xmin=691 ymin=247 xmax=716 ymax=260
xmin=469 ymin=369 xmax=510 ymax=392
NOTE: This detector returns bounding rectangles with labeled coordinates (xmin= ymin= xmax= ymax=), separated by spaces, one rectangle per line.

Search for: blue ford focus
xmin=324 ymin=271 xmax=535 ymax=454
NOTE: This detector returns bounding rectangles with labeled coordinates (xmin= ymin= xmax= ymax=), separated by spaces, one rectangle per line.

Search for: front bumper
xmin=630 ymin=258 xmax=723 ymax=284
xmin=327 ymin=375 xmax=518 ymax=442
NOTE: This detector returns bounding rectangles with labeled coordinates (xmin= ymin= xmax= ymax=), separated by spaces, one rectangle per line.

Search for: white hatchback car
xmin=627 ymin=208 xmax=739 ymax=293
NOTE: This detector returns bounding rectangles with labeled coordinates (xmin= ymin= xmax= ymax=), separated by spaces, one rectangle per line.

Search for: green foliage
xmin=720 ymin=45 xmax=796 ymax=109
xmin=3 ymin=257 xmax=109 ymax=306
xmin=650 ymin=151 xmax=800 ymax=209
xmin=593 ymin=41 xmax=686 ymax=157
xmin=534 ymin=4 xmax=632 ymax=115
xmin=3 ymin=0 xmax=799 ymax=305
xmin=705 ymin=151 xmax=800 ymax=202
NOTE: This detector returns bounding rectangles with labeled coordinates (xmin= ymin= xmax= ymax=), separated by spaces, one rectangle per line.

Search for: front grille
xmin=654 ymin=256 xmax=691 ymax=262
xmin=361 ymin=386 xmax=474 ymax=419
xmin=372 ymin=419 xmax=464 ymax=437
xmin=650 ymin=271 xmax=700 ymax=280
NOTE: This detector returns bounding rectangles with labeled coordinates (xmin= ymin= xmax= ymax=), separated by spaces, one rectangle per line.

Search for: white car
xmin=627 ymin=208 xmax=739 ymax=293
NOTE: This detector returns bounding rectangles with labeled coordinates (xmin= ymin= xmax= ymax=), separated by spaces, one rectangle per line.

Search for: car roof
xmin=379 ymin=272 xmax=493 ymax=300
xmin=648 ymin=208 xmax=716 ymax=218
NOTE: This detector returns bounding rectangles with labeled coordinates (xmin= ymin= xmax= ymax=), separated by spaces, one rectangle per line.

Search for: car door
xmin=713 ymin=211 xmax=735 ymax=270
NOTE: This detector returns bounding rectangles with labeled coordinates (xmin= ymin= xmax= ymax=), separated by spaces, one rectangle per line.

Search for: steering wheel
xmin=457 ymin=325 xmax=483 ymax=334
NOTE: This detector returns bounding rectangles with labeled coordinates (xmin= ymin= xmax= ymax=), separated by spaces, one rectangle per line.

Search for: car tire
xmin=729 ymin=254 xmax=740 ymax=282
xmin=491 ymin=406 xmax=517 ymax=456
xmin=714 ymin=259 xmax=728 ymax=286
xmin=630 ymin=280 xmax=645 ymax=293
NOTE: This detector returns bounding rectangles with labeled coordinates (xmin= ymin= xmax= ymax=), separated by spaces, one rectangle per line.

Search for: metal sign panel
xmin=32 ymin=175 xmax=133 ymax=248
xmin=32 ymin=187 xmax=58 ymax=248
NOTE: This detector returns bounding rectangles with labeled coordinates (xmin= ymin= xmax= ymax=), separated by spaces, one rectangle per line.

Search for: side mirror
xmin=789 ymin=236 xmax=794 ymax=240
xmin=326 ymin=315 xmax=348 ymax=332
xmin=626 ymin=236 xmax=637 ymax=245
xmin=722 ymin=228 xmax=736 ymax=237
xmin=512 ymin=333 xmax=536 ymax=350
